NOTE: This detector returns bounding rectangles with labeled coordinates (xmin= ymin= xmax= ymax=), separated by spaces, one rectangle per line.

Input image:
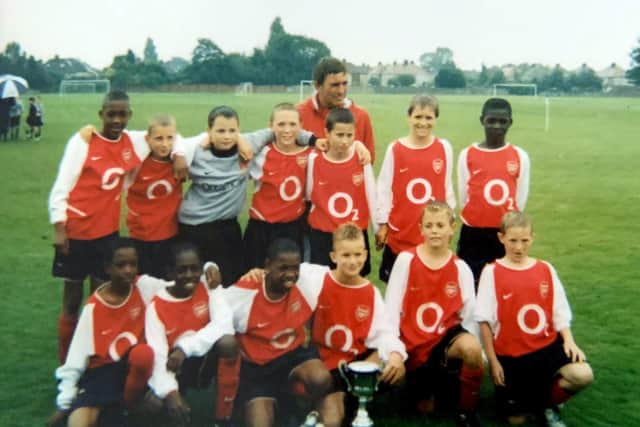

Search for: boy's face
xmin=316 ymin=72 xmax=348 ymax=109
xmin=146 ymin=125 xmax=176 ymax=160
xmin=420 ymin=210 xmax=454 ymax=250
xmin=271 ymin=110 xmax=300 ymax=148
xmin=498 ymin=226 xmax=533 ymax=264
xmin=481 ymin=108 xmax=512 ymax=142
xmin=325 ymin=122 xmax=355 ymax=158
xmin=265 ymin=252 xmax=301 ymax=296
xmin=208 ymin=116 xmax=239 ymax=151
xmin=99 ymin=100 xmax=132 ymax=140
xmin=106 ymin=247 xmax=138 ymax=287
xmin=408 ymin=106 xmax=437 ymax=139
xmin=330 ymin=238 xmax=367 ymax=279
xmin=173 ymin=250 xmax=202 ymax=296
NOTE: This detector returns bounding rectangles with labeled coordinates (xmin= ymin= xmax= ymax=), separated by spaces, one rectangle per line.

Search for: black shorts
xmin=456 ymin=224 xmax=505 ymax=282
xmin=378 ymin=244 xmax=399 ymax=283
xmin=10 ymin=116 xmax=20 ymax=127
xmin=308 ymin=228 xmax=371 ymax=276
xmin=243 ymin=217 xmax=305 ymax=269
xmin=179 ymin=218 xmax=244 ymax=286
xmin=69 ymin=359 xmax=128 ymax=412
xmin=496 ymin=335 xmax=573 ymax=415
xmin=236 ymin=345 xmax=320 ymax=404
xmin=177 ymin=350 xmax=218 ymax=392
xmin=132 ymin=237 xmax=176 ymax=280
xmin=52 ymin=232 xmax=119 ymax=281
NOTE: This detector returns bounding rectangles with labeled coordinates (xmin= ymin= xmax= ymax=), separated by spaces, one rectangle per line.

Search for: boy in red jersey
xmin=376 ymin=95 xmax=456 ymax=283
xmin=145 ymin=242 xmax=239 ymax=426
xmin=47 ymin=238 xmax=168 ymax=427
xmin=475 ymin=212 xmax=593 ymax=426
xmin=49 ymin=90 xmax=154 ymax=363
xmin=457 ymin=98 xmax=530 ymax=283
xmin=222 ymin=239 xmax=333 ymax=427
xmin=385 ymin=201 xmax=483 ymax=427
xmin=126 ymin=114 xmax=182 ymax=279
xmin=244 ymin=103 xmax=313 ymax=268
xmin=307 ymin=108 xmax=376 ymax=276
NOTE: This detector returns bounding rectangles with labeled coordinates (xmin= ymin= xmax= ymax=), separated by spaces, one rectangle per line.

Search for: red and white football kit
xmin=474 ymin=259 xmax=572 ymax=357
xmin=307 ymin=271 xmax=406 ymax=370
xmin=126 ymin=157 xmax=181 ymax=241
xmin=385 ymin=248 xmax=476 ymax=371
xmin=298 ymin=94 xmax=376 ymax=162
xmin=55 ymin=275 xmax=168 ymax=409
xmin=146 ymin=283 xmax=234 ymax=398
xmin=249 ymin=145 xmax=312 ymax=223
xmin=307 ymin=150 xmax=376 ymax=233
xmin=457 ymin=143 xmax=530 ymax=228
xmin=376 ymin=138 xmax=455 ymax=253
xmin=49 ymin=131 xmax=150 ymax=239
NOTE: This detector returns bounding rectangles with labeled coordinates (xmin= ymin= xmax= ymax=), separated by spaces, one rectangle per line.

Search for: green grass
xmin=1 ymin=93 xmax=639 ymax=426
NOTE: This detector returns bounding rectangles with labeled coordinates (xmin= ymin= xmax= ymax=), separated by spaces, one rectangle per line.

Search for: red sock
xmin=215 ymin=356 xmax=240 ymax=420
xmin=550 ymin=378 xmax=574 ymax=406
xmin=124 ymin=344 xmax=154 ymax=407
xmin=459 ymin=366 xmax=483 ymax=412
xmin=58 ymin=314 xmax=78 ymax=363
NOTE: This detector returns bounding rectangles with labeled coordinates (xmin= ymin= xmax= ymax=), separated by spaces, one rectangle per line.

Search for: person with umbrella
xmin=0 ymin=74 xmax=30 ymax=141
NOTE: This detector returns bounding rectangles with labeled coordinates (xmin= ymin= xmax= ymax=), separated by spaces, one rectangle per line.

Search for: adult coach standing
xmin=298 ymin=57 xmax=376 ymax=162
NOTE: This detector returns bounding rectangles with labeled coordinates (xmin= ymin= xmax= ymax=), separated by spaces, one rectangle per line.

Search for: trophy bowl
xmin=338 ymin=360 xmax=381 ymax=427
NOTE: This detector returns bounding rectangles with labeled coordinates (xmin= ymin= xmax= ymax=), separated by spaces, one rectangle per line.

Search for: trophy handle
xmin=337 ymin=360 xmax=353 ymax=393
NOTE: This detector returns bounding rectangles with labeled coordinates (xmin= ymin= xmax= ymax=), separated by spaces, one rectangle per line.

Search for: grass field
xmin=1 ymin=92 xmax=639 ymax=426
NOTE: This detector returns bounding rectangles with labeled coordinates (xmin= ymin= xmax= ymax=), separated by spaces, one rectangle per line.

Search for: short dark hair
xmin=168 ymin=241 xmax=201 ymax=269
xmin=103 ymin=90 xmax=129 ymax=106
xmin=105 ymin=237 xmax=137 ymax=264
xmin=313 ymin=57 xmax=347 ymax=85
xmin=407 ymin=94 xmax=440 ymax=118
xmin=325 ymin=108 xmax=355 ymax=132
xmin=481 ymin=98 xmax=512 ymax=118
xmin=265 ymin=238 xmax=300 ymax=263
xmin=208 ymin=105 xmax=239 ymax=128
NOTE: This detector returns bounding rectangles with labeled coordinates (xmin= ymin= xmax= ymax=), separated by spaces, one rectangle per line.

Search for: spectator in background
xmin=9 ymin=97 xmax=23 ymax=140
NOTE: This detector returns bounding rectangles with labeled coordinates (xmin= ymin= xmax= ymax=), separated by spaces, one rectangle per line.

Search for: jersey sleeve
xmin=136 ymin=275 xmax=172 ymax=305
xmin=375 ymin=143 xmax=394 ymax=224
xmin=547 ymin=262 xmax=572 ymax=332
xmin=175 ymin=287 xmax=235 ymax=357
xmin=515 ymin=146 xmax=530 ymax=210
xmin=384 ymin=251 xmax=412 ymax=335
xmin=363 ymin=164 xmax=378 ymax=233
xmin=305 ymin=151 xmax=318 ymax=200
xmin=174 ymin=133 xmax=206 ymax=166
xmin=55 ymin=303 xmax=95 ymax=410
xmin=297 ymin=262 xmax=330 ymax=310
xmin=125 ymin=130 xmax=150 ymax=161
xmin=219 ymin=285 xmax=257 ymax=334
xmin=442 ymin=139 xmax=456 ymax=209
xmin=48 ymin=133 xmax=89 ymax=224
xmin=365 ymin=287 xmax=407 ymax=361
xmin=456 ymin=259 xmax=479 ymax=338
xmin=145 ymin=301 xmax=178 ymax=399
xmin=473 ymin=264 xmax=498 ymax=332
xmin=456 ymin=147 xmax=470 ymax=210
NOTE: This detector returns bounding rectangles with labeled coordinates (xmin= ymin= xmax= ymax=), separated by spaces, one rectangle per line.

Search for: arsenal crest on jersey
xmin=122 ymin=148 xmax=133 ymax=163
xmin=444 ymin=282 xmax=458 ymax=298
xmin=355 ymin=304 xmax=371 ymax=322
xmin=296 ymin=155 xmax=308 ymax=168
xmin=193 ymin=301 xmax=209 ymax=318
xmin=433 ymin=159 xmax=444 ymax=174
xmin=129 ymin=306 xmax=142 ymax=320
xmin=352 ymin=172 xmax=364 ymax=186
xmin=539 ymin=281 xmax=550 ymax=299
xmin=506 ymin=160 xmax=519 ymax=175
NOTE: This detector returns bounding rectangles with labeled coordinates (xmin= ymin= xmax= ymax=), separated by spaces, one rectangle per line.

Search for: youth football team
xmin=46 ymin=57 xmax=593 ymax=427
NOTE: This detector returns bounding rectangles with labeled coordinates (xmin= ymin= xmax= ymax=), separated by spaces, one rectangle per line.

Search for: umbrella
xmin=0 ymin=74 xmax=29 ymax=99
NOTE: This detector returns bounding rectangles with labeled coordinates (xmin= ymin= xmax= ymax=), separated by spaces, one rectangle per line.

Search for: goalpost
xmin=235 ymin=82 xmax=254 ymax=96
xmin=59 ymin=79 xmax=111 ymax=95
xmin=299 ymin=80 xmax=314 ymax=102
xmin=493 ymin=83 xmax=537 ymax=97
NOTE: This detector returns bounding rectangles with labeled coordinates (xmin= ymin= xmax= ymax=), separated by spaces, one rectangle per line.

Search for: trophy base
xmin=351 ymin=407 xmax=374 ymax=427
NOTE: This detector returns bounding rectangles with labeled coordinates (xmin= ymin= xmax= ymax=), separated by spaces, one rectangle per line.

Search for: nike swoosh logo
xmin=141 ymin=176 xmax=152 ymax=181
xmin=318 ymin=181 xmax=327 ymax=185
xmin=268 ymin=171 xmax=277 ymax=176
xmin=166 ymin=328 xmax=177 ymax=334
xmin=409 ymin=287 xmax=421 ymax=291
xmin=101 ymin=329 xmax=112 ymax=335
xmin=257 ymin=322 xmax=270 ymax=328
xmin=318 ymin=305 xmax=330 ymax=309
xmin=502 ymin=293 xmax=513 ymax=300
xmin=472 ymin=169 xmax=481 ymax=175
xmin=399 ymin=167 xmax=409 ymax=173
xmin=91 ymin=156 xmax=102 ymax=161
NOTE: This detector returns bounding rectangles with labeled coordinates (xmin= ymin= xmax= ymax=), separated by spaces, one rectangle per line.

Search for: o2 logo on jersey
xmin=416 ymin=302 xmax=446 ymax=335
xmin=482 ymin=179 xmax=514 ymax=209
xmin=102 ymin=168 xmax=125 ymax=190
xmin=108 ymin=331 xmax=138 ymax=361
xmin=325 ymin=324 xmax=358 ymax=355
xmin=517 ymin=304 xmax=549 ymax=336
xmin=279 ymin=176 xmax=302 ymax=202
xmin=271 ymin=328 xmax=296 ymax=350
xmin=406 ymin=178 xmax=433 ymax=205
xmin=328 ymin=192 xmax=360 ymax=222
xmin=147 ymin=180 xmax=173 ymax=200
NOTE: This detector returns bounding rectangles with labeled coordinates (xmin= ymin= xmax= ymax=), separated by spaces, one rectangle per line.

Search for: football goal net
xmin=299 ymin=80 xmax=314 ymax=102
xmin=59 ymin=79 xmax=111 ymax=95
xmin=493 ymin=83 xmax=537 ymax=96
xmin=235 ymin=82 xmax=254 ymax=96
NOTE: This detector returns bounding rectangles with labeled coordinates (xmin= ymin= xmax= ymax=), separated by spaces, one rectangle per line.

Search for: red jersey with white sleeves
xmin=457 ymin=143 xmax=530 ymax=228
xmin=222 ymin=265 xmax=324 ymax=365
xmin=307 ymin=150 xmax=376 ymax=232
xmin=474 ymin=259 xmax=572 ymax=357
xmin=249 ymin=144 xmax=311 ymax=223
xmin=385 ymin=248 xmax=476 ymax=371
xmin=376 ymin=138 xmax=455 ymax=253
xmin=310 ymin=272 xmax=406 ymax=370
xmin=55 ymin=275 xmax=168 ymax=410
xmin=49 ymin=131 xmax=148 ymax=240
xmin=146 ymin=283 xmax=234 ymax=398
xmin=126 ymin=157 xmax=181 ymax=241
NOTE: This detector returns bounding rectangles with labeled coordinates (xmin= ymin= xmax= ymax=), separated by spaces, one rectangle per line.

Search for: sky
xmin=1 ymin=0 xmax=639 ymax=72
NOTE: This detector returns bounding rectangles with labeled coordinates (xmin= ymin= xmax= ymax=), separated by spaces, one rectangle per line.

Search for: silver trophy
xmin=338 ymin=360 xmax=381 ymax=427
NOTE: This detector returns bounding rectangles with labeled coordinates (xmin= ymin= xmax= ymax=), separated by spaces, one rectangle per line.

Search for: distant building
xmin=598 ymin=63 xmax=631 ymax=91
xmin=344 ymin=61 xmax=372 ymax=88
xmin=367 ymin=61 xmax=435 ymax=87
